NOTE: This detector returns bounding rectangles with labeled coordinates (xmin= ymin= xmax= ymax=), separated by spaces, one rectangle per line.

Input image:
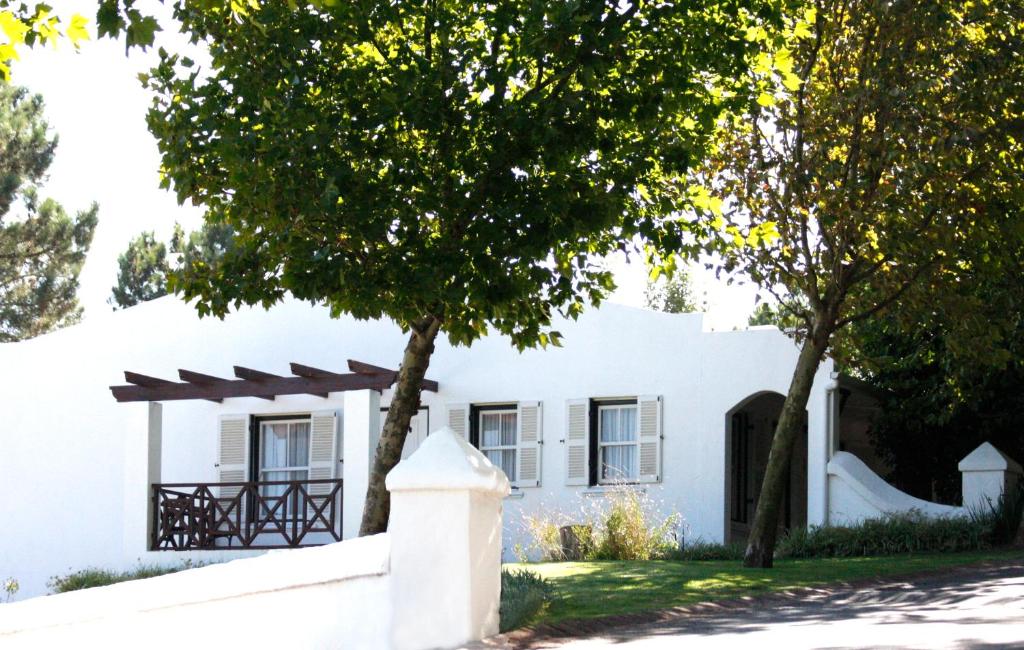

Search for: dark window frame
xmin=588 ymin=398 xmax=638 ymax=487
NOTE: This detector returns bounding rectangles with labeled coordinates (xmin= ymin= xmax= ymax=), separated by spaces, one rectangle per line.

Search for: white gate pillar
xmin=959 ymin=442 xmax=1022 ymax=511
xmin=342 ymin=388 xmax=380 ymax=539
xmin=386 ymin=426 xmax=510 ymax=650
xmin=122 ymin=401 xmax=162 ymax=554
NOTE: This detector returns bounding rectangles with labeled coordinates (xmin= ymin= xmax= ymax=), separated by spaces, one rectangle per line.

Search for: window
xmin=596 ymin=401 xmax=638 ymax=484
xmin=258 ymin=418 xmax=311 ymax=518
xmin=472 ymin=406 xmax=518 ymax=482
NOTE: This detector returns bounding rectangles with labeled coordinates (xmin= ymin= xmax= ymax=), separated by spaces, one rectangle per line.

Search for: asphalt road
xmin=527 ymin=559 xmax=1024 ymax=650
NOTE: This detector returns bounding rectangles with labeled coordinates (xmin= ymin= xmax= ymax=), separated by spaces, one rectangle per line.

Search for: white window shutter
xmin=308 ymin=410 xmax=339 ymax=496
xmin=217 ymin=414 xmax=250 ymax=498
xmin=638 ymin=395 xmax=663 ymax=483
xmin=565 ymin=399 xmax=590 ymax=486
xmin=516 ymin=401 xmax=542 ymax=488
xmin=446 ymin=403 xmax=470 ymax=439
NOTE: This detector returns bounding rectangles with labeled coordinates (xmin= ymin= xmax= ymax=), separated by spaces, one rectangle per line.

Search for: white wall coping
xmin=827 ymin=451 xmax=963 ymax=518
xmin=387 ymin=426 xmax=511 ymax=497
xmin=0 ymin=534 xmax=390 ymax=636
xmin=958 ymin=442 xmax=1023 ymax=474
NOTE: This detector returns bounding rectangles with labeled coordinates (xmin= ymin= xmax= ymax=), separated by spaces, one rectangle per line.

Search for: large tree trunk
xmin=359 ymin=315 xmax=442 ymax=536
xmin=743 ymin=331 xmax=831 ymax=568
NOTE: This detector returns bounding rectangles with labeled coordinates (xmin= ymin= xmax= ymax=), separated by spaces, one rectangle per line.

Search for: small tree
xmin=644 ymin=272 xmax=701 ymax=314
xmin=144 ymin=1 xmax=782 ymax=534
xmin=0 ymin=85 xmax=97 ymax=341
xmin=690 ymin=0 xmax=1024 ymax=566
xmin=110 ymin=222 xmax=234 ymax=309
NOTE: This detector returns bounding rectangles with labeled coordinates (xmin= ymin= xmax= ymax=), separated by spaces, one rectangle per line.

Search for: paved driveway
xmin=523 ymin=559 xmax=1024 ymax=650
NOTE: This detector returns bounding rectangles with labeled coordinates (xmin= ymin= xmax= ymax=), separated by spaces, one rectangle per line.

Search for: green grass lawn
xmin=507 ymin=549 xmax=1023 ymax=625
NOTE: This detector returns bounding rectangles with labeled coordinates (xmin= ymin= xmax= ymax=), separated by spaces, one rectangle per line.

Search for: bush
xmin=979 ymin=481 xmax=1024 ymax=546
xmin=591 ymin=489 xmax=681 ymax=561
xmin=520 ymin=486 xmax=683 ymax=562
xmin=2 ymin=577 xmax=17 ymax=603
xmin=672 ymin=539 xmax=745 ymax=561
xmin=777 ymin=511 xmax=994 ymax=559
xmin=500 ymin=568 xmax=552 ymax=632
xmin=48 ymin=560 xmax=203 ymax=594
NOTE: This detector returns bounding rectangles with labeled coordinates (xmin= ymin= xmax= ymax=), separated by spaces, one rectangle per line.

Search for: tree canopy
xmin=0 ymin=85 xmax=97 ymax=341
xmin=644 ymin=271 xmax=701 ymax=314
xmin=110 ymin=222 xmax=234 ymax=309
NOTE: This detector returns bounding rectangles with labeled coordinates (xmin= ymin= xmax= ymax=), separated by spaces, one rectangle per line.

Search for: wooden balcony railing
xmin=151 ymin=478 xmax=343 ymax=550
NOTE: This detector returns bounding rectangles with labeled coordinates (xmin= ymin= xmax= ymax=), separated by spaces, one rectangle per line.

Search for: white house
xmin=0 ymin=295 xmax=909 ymax=600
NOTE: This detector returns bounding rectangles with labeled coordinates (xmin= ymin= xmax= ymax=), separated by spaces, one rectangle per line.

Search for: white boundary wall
xmin=0 ymin=428 xmax=509 ymax=650
xmin=827 ymin=443 xmax=1022 ymax=525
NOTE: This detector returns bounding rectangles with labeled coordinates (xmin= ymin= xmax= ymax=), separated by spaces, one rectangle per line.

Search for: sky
xmin=12 ymin=6 xmax=759 ymax=332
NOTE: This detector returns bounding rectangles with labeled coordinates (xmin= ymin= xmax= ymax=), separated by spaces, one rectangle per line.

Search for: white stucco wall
xmin=0 ymin=295 xmax=834 ymax=599
xmin=827 ymin=451 xmax=964 ymax=524
xmin=0 ymin=428 xmax=508 ymax=650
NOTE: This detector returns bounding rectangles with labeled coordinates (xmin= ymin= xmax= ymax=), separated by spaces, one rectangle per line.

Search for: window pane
xmin=289 ymin=422 xmax=310 ymax=466
xmin=601 ymin=444 xmax=637 ymax=481
xmin=262 ymin=423 xmax=289 ymax=469
xmin=600 ymin=409 xmax=619 ymax=442
xmin=619 ymin=407 xmax=637 ymax=441
xmin=484 ymin=449 xmax=516 ymax=480
xmin=500 ymin=412 xmax=517 ymax=446
xmin=481 ymin=413 xmax=501 ymax=447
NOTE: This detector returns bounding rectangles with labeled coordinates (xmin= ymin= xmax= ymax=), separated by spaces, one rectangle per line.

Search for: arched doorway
xmin=725 ymin=392 xmax=807 ymax=545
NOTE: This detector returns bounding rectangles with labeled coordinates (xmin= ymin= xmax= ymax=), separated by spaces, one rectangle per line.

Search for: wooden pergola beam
xmin=111 ymin=372 xmax=394 ymax=403
xmin=112 ymin=360 xmax=438 ymax=403
xmin=345 ymin=359 xmax=438 ymax=392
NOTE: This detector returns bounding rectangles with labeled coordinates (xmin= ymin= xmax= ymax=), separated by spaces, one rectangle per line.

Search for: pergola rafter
xmin=110 ymin=359 xmax=438 ymax=403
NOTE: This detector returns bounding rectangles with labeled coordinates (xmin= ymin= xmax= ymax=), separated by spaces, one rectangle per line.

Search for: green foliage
xmin=47 ymin=560 xmax=204 ymax=594
xmin=850 ymin=278 xmax=1024 ymax=503
xmin=591 ymin=489 xmax=681 ymax=561
xmin=644 ymin=271 xmax=701 ymax=314
xmin=748 ymin=299 xmax=803 ymax=330
xmin=2 ymin=577 xmax=17 ymax=603
xmin=143 ymin=0 xmax=783 ymax=349
xmin=110 ymin=231 xmax=168 ymax=309
xmin=499 ymin=568 xmax=552 ymax=632
xmin=0 ymin=85 xmax=97 ymax=341
xmin=671 ymin=539 xmax=745 ymax=561
xmin=775 ymin=511 xmax=1010 ymax=559
xmin=110 ymin=222 xmax=234 ymax=309
xmin=979 ymin=482 xmax=1024 ymax=547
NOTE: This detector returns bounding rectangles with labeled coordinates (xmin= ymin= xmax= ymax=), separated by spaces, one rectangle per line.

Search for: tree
xmin=644 ymin=271 xmax=700 ymax=314
xmin=689 ymin=0 xmax=1024 ymax=566
xmin=0 ymin=85 xmax=97 ymax=341
xmin=110 ymin=231 xmax=167 ymax=309
xmin=850 ymin=245 xmax=1024 ymax=503
xmin=748 ymin=298 xmax=802 ymax=329
xmin=110 ymin=222 xmax=234 ymax=309
xmin=144 ymin=1 xmax=783 ymax=535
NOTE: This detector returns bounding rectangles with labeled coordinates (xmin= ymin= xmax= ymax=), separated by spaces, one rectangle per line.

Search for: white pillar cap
xmin=958 ymin=442 xmax=1023 ymax=474
xmin=386 ymin=426 xmax=511 ymax=496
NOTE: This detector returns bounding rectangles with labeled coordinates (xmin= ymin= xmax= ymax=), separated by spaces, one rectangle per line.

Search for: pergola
xmin=109 ymin=359 xmax=439 ymax=403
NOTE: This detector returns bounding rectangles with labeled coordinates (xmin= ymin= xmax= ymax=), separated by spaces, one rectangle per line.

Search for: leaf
xmin=782 ymin=72 xmax=802 ymax=91
xmin=0 ymin=11 xmax=29 ymax=46
xmin=756 ymin=92 xmax=776 ymax=107
xmin=66 ymin=14 xmax=90 ymax=48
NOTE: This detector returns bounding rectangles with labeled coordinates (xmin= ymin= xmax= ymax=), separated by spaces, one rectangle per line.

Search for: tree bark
xmin=358 ymin=315 xmax=442 ymax=536
xmin=743 ymin=331 xmax=831 ymax=568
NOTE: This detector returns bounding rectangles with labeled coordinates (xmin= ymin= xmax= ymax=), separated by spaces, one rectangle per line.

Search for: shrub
xmin=777 ymin=511 xmax=993 ymax=559
xmin=499 ymin=568 xmax=552 ymax=632
xmin=520 ymin=487 xmax=683 ymax=562
xmin=591 ymin=488 xmax=681 ymax=561
xmin=672 ymin=539 xmax=745 ymax=561
xmin=978 ymin=481 xmax=1024 ymax=546
xmin=48 ymin=560 xmax=204 ymax=594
